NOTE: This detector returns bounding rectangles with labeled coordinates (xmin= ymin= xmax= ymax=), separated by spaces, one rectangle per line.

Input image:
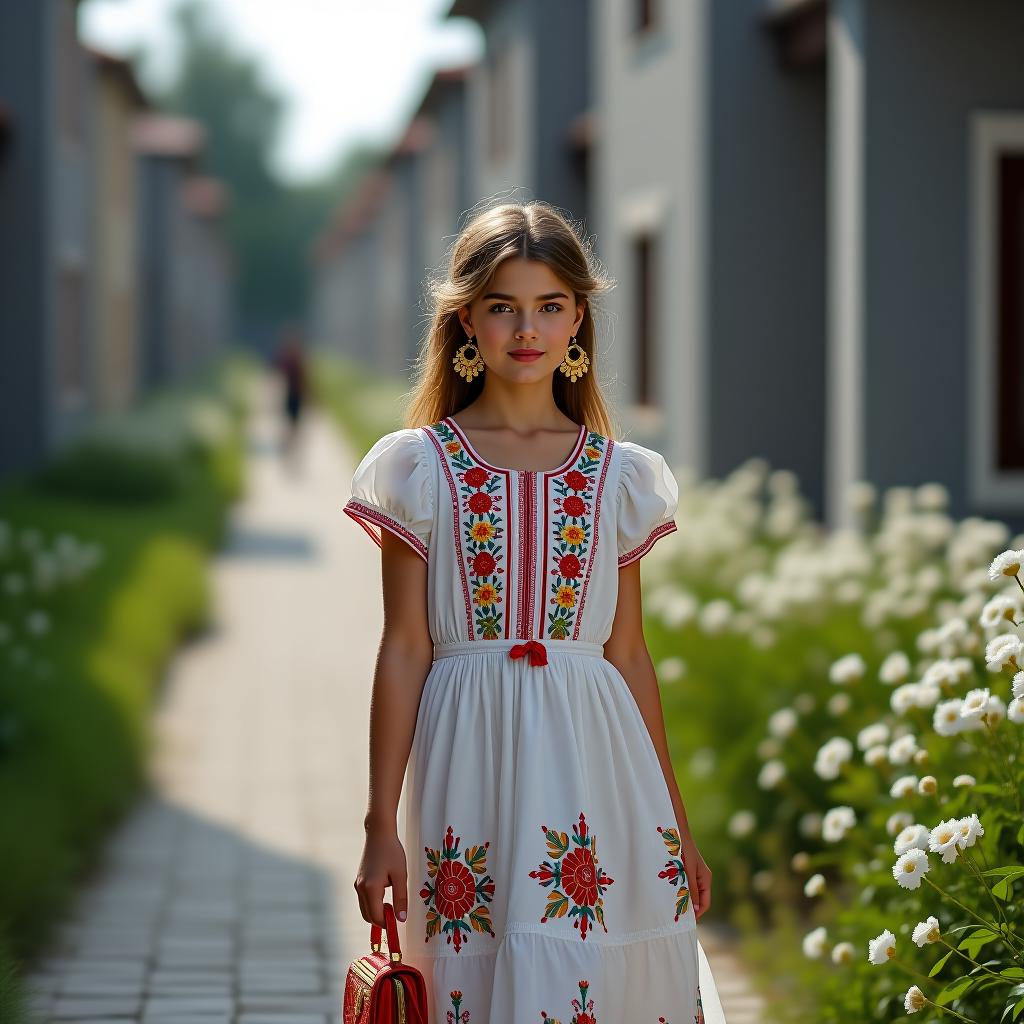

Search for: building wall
xmin=93 ymin=66 xmax=140 ymax=412
xmin=593 ymin=0 xmax=708 ymax=468
xmin=707 ymin=0 xmax=828 ymax=516
xmin=467 ymin=0 xmax=533 ymax=205
xmin=0 ymin=2 xmax=50 ymax=476
xmin=828 ymin=0 xmax=1024 ymax=529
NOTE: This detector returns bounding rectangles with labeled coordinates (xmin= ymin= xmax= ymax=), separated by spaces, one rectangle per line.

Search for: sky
xmin=79 ymin=0 xmax=481 ymax=185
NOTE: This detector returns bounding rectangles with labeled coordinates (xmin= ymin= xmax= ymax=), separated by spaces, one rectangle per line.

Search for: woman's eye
xmin=488 ymin=303 xmax=562 ymax=313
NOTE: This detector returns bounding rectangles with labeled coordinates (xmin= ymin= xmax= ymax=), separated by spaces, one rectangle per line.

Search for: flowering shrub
xmin=645 ymin=463 xmax=1024 ymax=1020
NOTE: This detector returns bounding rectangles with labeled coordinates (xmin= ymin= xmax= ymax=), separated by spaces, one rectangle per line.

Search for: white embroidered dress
xmin=344 ymin=416 xmax=703 ymax=1024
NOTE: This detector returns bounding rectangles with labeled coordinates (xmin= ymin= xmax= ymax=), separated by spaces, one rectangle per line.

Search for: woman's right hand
xmin=354 ymin=827 xmax=409 ymax=928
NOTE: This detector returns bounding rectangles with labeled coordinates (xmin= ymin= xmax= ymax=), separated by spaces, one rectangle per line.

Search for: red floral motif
xmin=431 ymin=419 xmax=508 ymax=639
xmin=528 ymin=811 xmax=614 ymax=940
xmin=656 ymin=825 xmax=692 ymax=920
xmin=545 ymin=433 xmax=609 ymax=640
xmin=447 ymin=990 xmax=471 ymax=1023
xmin=420 ymin=825 xmax=496 ymax=953
xmin=540 ymin=979 xmax=596 ymax=1023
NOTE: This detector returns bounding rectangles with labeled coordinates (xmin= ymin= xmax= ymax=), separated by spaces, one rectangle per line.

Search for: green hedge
xmin=0 ymin=351 xmax=256 ymax=1021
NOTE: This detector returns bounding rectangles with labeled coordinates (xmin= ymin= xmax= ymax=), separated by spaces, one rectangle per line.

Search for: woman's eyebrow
xmin=482 ymin=291 xmax=569 ymax=301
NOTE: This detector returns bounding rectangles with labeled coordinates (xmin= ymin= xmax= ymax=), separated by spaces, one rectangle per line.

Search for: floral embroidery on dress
xmin=420 ymin=825 xmax=496 ymax=953
xmin=656 ymin=825 xmax=692 ymax=920
xmin=429 ymin=419 xmax=508 ymax=639
xmin=528 ymin=811 xmax=614 ymax=940
xmin=540 ymin=979 xmax=595 ymax=1023
xmin=543 ymin=434 xmax=610 ymax=640
xmin=447 ymin=990 xmax=471 ymax=1023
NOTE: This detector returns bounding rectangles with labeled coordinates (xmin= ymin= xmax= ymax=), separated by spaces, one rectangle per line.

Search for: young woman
xmin=344 ymin=200 xmax=711 ymax=1021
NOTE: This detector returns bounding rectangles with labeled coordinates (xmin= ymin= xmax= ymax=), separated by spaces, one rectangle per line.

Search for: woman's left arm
xmin=604 ymin=558 xmax=712 ymax=920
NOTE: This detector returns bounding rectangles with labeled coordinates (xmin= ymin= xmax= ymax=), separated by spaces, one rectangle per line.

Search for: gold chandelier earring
xmin=559 ymin=337 xmax=590 ymax=382
xmin=453 ymin=336 xmax=484 ymax=381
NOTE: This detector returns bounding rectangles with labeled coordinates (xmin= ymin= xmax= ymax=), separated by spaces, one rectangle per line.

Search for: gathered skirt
xmin=396 ymin=639 xmax=702 ymax=1022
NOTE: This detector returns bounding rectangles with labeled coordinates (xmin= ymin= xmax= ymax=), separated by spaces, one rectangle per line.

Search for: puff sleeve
xmin=616 ymin=441 xmax=680 ymax=566
xmin=343 ymin=428 xmax=433 ymax=562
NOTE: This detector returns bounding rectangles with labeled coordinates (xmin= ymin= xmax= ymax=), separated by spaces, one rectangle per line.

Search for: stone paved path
xmin=23 ymin=376 xmax=764 ymax=1023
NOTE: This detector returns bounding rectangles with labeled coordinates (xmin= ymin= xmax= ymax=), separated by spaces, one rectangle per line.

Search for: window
xmin=486 ymin=46 xmax=512 ymax=164
xmin=633 ymin=233 xmax=656 ymax=406
xmin=57 ymin=0 xmax=84 ymax=145
xmin=634 ymin=0 xmax=657 ymax=34
xmin=969 ymin=112 xmax=1024 ymax=507
xmin=57 ymin=266 xmax=86 ymax=404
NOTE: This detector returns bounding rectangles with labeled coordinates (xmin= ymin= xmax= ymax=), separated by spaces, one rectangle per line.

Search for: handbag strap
xmin=369 ymin=901 xmax=402 ymax=958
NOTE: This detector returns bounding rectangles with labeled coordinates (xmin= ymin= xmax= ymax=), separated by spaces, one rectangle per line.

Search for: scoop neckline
xmin=443 ymin=416 xmax=588 ymax=476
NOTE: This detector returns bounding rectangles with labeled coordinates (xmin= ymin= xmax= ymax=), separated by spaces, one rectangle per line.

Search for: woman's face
xmin=459 ymin=257 xmax=586 ymax=382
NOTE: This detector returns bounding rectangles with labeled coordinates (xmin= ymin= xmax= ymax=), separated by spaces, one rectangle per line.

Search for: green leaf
xmin=959 ymin=927 xmax=1002 ymax=958
xmin=929 ymin=948 xmax=956 ymax=976
xmin=991 ymin=868 xmax=1024 ymax=899
xmin=935 ymin=974 xmax=978 ymax=1007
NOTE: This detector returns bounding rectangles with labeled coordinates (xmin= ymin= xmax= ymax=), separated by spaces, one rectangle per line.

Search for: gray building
xmin=0 ymin=0 xmax=97 ymax=478
xmin=309 ymin=0 xmax=1024 ymax=530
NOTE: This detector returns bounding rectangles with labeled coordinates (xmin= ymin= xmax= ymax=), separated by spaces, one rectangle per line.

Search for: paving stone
xmin=142 ymin=997 xmax=235 ymax=1016
xmin=57 ymin=979 xmax=147 ymax=998
xmin=51 ymin=996 xmax=144 ymax=1018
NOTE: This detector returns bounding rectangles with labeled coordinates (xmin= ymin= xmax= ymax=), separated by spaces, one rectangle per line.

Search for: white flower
xmin=890 ymin=682 xmax=921 ymax=715
xmin=929 ymin=818 xmax=962 ymax=864
xmin=917 ymin=775 xmax=937 ymax=796
xmin=892 ymin=849 xmax=930 ymax=889
xmin=827 ymin=692 xmax=852 ymax=716
xmin=904 ymin=984 xmax=927 ymax=1013
xmin=864 ymin=744 xmax=888 ymax=767
xmin=831 ymin=940 xmax=855 ymax=964
xmin=802 ymin=925 xmax=829 ymax=959
xmin=868 ymin=928 xmax=896 ymax=965
xmin=758 ymin=759 xmax=786 ymax=790
xmin=814 ymin=736 xmax=854 ymax=780
xmin=987 ymin=548 xmax=1024 ymax=582
xmin=822 ymin=805 xmax=857 ymax=842
xmin=657 ymin=656 xmax=686 ymax=681
xmin=985 ymin=632 xmax=1023 ymax=671
xmin=894 ymin=824 xmax=930 ymax=855
xmin=961 ymin=687 xmax=991 ymax=720
xmin=1009 ymin=696 xmax=1024 ymax=723
xmin=856 ymin=722 xmax=890 ymax=750
xmin=955 ymin=813 xmax=984 ymax=849
xmin=830 ymin=652 xmax=867 ymax=685
xmin=979 ymin=594 xmax=1021 ymax=630
xmin=912 ymin=915 xmax=941 ymax=946
xmin=804 ymin=873 xmax=826 ymax=897
xmin=933 ymin=698 xmax=964 ymax=736
xmin=886 ymin=811 xmax=914 ymax=837
xmin=880 ymin=651 xmax=911 ymax=685
xmin=952 ymin=773 xmax=976 ymax=787
xmin=1014 ymin=670 xmax=1024 ymax=700
xmin=984 ymin=693 xmax=1007 ymax=724
xmin=922 ymin=658 xmax=960 ymax=686
xmin=728 ymin=809 xmax=756 ymax=838
xmin=767 ymin=707 xmax=798 ymax=738
xmin=913 ymin=747 xmax=931 ymax=766
xmin=889 ymin=775 xmax=919 ymax=799
xmin=798 ymin=812 xmax=822 ymax=839
xmin=888 ymin=734 xmax=919 ymax=764
xmin=791 ymin=851 xmax=812 ymax=872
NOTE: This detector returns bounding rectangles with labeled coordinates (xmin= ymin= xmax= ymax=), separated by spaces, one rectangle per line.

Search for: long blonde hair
xmin=404 ymin=198 xmax=619 ymax=438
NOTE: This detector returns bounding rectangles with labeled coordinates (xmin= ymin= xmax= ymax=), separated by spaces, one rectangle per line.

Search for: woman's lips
xmin=509 ymin=350 xmax=543 ymax=362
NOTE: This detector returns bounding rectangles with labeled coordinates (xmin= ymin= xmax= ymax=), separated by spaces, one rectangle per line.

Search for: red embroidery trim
xmin=617 ymin=519 xmax=679 ymax=567
xmin=343 ymin=498 xmax=428 ymax=563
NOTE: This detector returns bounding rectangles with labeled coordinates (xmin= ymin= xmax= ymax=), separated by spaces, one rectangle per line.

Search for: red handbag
xmin=343 ymin=902 xmax=430 ymax=1024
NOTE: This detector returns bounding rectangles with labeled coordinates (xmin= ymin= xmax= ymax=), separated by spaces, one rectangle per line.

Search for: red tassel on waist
xmin=508 ymin=640 xmax=548 ymax=666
